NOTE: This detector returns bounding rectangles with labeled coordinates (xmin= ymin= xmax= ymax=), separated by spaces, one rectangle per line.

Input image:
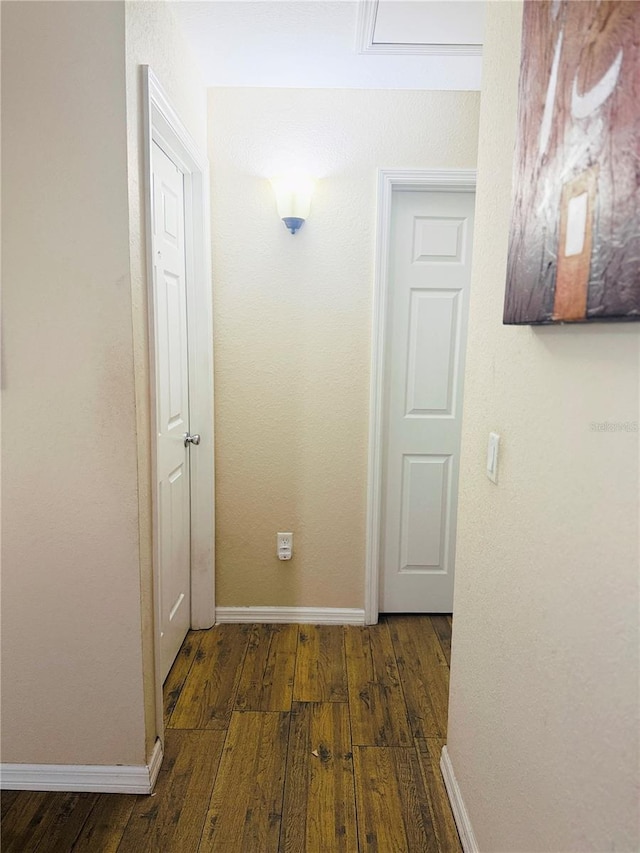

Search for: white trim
xmin=365 ymin=169 xmax=477 ymax=625
xmin=0 ymin=739 xmax=163 ymax=795
xmin=440 ymin=746 xmax=479 ymax=853
xmin=355 ymin=0 xmax=482 ymax=56
xmin=215 ymin=607 xmax=366 ymax=625
xmin=355 ymin=0 xmax=378 ymax=53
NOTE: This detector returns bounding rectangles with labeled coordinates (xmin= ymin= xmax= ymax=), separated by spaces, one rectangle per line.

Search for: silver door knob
xmin=184 ymin=432 xmax=201 ymax=447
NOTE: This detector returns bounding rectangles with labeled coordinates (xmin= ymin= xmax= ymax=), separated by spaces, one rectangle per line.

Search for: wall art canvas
xmin=504 ymin=0 xmax=639 ymax=324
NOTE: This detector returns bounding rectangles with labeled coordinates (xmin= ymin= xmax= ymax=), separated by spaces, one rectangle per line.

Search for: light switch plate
xmin=486 ymin=432 xmax=500 ymax=484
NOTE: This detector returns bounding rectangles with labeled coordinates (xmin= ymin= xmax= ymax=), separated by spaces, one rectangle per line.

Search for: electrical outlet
xmin=277 ymin=532 xmax=293 ymax=561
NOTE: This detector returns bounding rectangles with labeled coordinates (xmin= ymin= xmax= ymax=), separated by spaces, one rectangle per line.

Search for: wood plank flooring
xmin=1 ymin=615 xmax=461 ymax=852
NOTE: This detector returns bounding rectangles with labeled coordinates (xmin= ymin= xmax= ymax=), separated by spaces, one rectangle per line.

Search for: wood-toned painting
xmin=504 ymin=0 xmax=639 ymax=325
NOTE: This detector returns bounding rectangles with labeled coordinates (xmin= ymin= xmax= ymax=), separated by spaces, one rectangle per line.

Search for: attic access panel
xmin=358 ymin=0 xmax=484 ymax=56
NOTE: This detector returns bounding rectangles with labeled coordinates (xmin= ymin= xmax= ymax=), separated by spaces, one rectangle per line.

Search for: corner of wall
xmin=447 ymin=2 xmax=639 ymax=850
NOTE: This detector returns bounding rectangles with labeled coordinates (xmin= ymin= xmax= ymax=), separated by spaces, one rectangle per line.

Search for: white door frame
xmin=365 ymin=169 xmax=476 ymax=625
xmin=143 ymin=68 xmax=215 ymax=735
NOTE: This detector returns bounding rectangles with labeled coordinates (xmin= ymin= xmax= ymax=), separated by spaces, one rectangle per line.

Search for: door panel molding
xmin=399 ymin=453 xmax=451 ymax=573
xmin=365 ymin=169 xmax=476 ymax=625
xmin=143 ymin=68 xmax=215 ymax=740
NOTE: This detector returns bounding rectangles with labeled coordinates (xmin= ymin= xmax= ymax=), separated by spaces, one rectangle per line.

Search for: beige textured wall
xmin=208 ymin=88 xmax=480 ymax=608
xmin=447 ymin=3 xmax=640 ymax=851
xmin=124 ymin=0 xmax=207 ymax=760
xmin=1 ymin=2 xmax=146 ymax=765
xmin=0 ymin=0 xmax=205 ymax=769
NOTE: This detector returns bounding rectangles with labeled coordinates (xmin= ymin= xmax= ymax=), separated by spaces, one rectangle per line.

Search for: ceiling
xmin=170 ymin=1 xmax=485 ymax=90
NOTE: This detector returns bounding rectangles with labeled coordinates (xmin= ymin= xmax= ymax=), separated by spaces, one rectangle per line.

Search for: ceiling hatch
xmin=357 ymin=0 xmax=485 ymax=56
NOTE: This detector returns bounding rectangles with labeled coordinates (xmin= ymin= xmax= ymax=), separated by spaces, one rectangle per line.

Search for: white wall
xmin=1 ymin=1 xmax=146 ymax=765
xmin=447 ymin=3 xmax=640 ymax=851
xmin=208 ymin=88 xmax=480 ymax=608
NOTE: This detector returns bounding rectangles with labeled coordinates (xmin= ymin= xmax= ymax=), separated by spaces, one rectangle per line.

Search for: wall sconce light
xmin=271 ymin=174 xmax=315 ymax=235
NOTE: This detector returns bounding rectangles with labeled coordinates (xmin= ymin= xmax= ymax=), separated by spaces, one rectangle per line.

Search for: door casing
xmin=365 ymin=168 xmax=476 ymax=626
xmin=143 ymin=67 xmax=215 ymax=740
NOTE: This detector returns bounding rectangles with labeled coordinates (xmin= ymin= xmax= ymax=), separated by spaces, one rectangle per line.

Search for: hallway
xmin=2 ymin=615 xmax=461 ymax=851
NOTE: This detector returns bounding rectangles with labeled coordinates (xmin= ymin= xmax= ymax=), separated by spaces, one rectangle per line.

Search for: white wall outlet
xmin=486 ymin=432 xmax=500 ymax=484
xmin=277 ymin=532 xmax=293 ymax=561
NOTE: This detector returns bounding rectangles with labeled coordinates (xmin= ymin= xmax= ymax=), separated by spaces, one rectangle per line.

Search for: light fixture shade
xmin=271 ymin=174 xmax=315 ymax=234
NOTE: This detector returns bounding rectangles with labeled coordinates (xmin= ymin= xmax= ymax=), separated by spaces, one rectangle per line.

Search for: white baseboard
xmin=215 ymin=606 xmax=366 ymax=625
xmin=0 ymin=738 xmax=163 ymax=794
xmin=440 ymin=745 xmax=479 ymax=853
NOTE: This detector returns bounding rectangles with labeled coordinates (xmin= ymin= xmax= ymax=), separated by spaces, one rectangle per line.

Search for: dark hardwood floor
xmin=1 ymin=615 xmax=462 ymax=852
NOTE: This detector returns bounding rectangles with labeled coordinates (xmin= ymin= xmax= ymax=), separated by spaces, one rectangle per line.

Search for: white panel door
xmin=152 ymin=141 xmax=192 ymax=681
xmin=380 ymin=189 xmax=475 ymax=612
